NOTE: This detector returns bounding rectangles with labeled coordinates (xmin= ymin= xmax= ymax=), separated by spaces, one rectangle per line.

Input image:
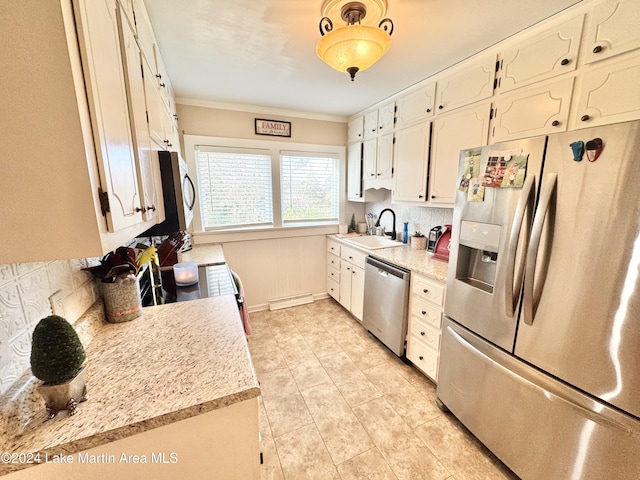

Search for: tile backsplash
xmin=0 ymin=259 xmax=98 ymax=394
xmin=365 ymin=201 xmax=453 ymax=239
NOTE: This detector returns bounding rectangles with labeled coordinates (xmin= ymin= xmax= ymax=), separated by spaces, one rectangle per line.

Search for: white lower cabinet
xmin=326 ymin=239 xmax=366 ymax=321
xmin=339 ymin=245 xmax=366 ymax=321
xmin=406 ymin=273 xmax=446 ymax=382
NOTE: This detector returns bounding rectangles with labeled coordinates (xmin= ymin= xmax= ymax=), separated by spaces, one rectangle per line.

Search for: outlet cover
xmin=49 ymin=290 xmax=66 ymax=317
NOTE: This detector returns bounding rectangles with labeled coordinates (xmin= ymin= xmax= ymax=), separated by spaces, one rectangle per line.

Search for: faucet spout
xmin=375 ymin=208 xmax=396 ymax=240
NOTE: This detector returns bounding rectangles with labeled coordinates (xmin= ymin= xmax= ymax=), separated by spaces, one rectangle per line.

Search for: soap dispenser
xmin=403 ymin=222 xmax=409 ymax=244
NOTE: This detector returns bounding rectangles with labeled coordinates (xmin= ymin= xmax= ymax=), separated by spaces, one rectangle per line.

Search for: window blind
xmin=280 ymin=152 xmax=339 ymax=224
xmin=196 ymin=148 xmax=273 ymax=229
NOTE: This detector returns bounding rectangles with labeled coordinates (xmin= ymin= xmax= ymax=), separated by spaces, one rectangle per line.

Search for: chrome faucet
xmin=375 ymin=208 xmax=396 ymax=240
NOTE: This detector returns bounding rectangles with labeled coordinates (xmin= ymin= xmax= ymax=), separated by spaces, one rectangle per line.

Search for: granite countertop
xmin=180 ymin=244 xmax=225 ymax=266
xmin=0 ymin=295 xmax=259 ymax=476
xmin=330 ymin=235 xmax=449 ymax=283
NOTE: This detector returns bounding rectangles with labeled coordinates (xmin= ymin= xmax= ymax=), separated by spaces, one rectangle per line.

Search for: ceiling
xmin=144 ymin=0 xmax=584 ymax=119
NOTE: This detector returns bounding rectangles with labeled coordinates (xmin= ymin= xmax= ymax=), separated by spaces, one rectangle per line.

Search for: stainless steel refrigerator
xmin=437 ymin=120 xmax=640 ymax=479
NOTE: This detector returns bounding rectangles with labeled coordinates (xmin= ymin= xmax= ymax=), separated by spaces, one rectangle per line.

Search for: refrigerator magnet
xmin=585 ymin=138 xmax=604 ymax=162
xmin=570 ymin=140 xmax=584 ymax=162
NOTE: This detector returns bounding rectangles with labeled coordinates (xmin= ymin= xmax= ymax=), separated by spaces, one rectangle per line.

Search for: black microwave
xmin=143 ymin=151 xmax=195 ymax=236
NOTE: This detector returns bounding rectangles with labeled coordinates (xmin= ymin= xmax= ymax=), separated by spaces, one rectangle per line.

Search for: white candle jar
xmin=173 ymin=262 xmax=199 ymax=286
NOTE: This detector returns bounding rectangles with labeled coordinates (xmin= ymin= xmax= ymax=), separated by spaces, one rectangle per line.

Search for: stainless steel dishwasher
xmin=362 ymin=256 xmax=411 ymax=357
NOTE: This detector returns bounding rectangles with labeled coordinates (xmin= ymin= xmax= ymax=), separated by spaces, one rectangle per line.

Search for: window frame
xmin=183 ymin=134 xmax=346 ymax=237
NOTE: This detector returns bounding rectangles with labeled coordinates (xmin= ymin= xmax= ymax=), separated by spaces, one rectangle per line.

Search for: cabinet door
xmin=435 ymin=54 xmax=496 ymax=113
xmin=395 ymin=82 xmax=436 ymax=128
xmin=350 ymin=266 xmax=365 ymax=321
xmin=583 ymin=0 xmax=640 ymax=64
xmin=339 ymin=263 xmax=352 ymax=311
xmin=573 ymin=52 xmax=640 ymax=128
xmin=364 ymin=110 xmax=379 ymax=139
xmin=376 ymin=133 xmax=394 ymax=179
xmin=348 ymin=116 xmax=364 ymax=143
xmin=74 ymin=0 xmax=142 ymax=231
xmin=498 ymin=16 xmax=583 ymax=93
xmin=378 ymin=101 xmax=396 ymax=134
xmin=430 ymin=103 xmax=490 ymax=205
xmin=393 ymin=122 xmax=430 ymax=202
xmin=119 ymin=10 xmax=160 ymax=222
xmin=132 ymin=0 xmax=156 ymax=69
xmin=362 ymin=138 xmax=377 ymax=179
xmin=347 ymin=142 xmax=364 ymax=201
xmin=490 ymin=78 xmax=574 ymax=143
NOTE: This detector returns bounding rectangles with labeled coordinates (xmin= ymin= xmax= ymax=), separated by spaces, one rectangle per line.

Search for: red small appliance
xmin=433 ymin=224 xmax=452 ymax=261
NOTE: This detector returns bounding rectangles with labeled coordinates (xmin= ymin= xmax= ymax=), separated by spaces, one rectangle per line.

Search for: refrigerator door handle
xmin=523 ymin=173 xmax=558 ymax=325
xmin=504 ymin=175 xmax=535 ymax=318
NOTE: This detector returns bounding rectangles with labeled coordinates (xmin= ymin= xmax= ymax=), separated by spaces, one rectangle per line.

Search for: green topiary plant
xmin=30 ymin=315 xmax=86 ymax=385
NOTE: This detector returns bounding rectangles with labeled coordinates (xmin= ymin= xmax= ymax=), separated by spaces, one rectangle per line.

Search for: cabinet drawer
xmin=411 ymin=275 xmax=445 ymax=306
xmin=327 ymin=239 xmax=341 ymax=256
xmin=327 ymin=252 xmax=340 ymax=270
xmin=409 ymin=317 xmax=441 ymax=351
xmin=411 ymin=297 xmax=442 ymax=329
xmin=327 ymin=277 xmax=340 ymax=301
xmin=340 ymin=245 xmax=366 ymax=269
xmin=407 ymin=339 xmax=439 ymax=381
xmin=327 ymin=265 xmax=340 ymax=283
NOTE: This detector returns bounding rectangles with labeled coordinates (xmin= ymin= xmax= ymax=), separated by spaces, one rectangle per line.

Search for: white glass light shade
xmin=316 ymin=24 xmax=392 ymax=76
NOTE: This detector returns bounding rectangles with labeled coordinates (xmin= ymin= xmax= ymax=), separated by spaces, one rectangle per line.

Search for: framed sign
xmin=255 ymin=118 xmax=291 ymax=137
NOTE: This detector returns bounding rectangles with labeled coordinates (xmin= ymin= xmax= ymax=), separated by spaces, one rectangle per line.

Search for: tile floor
xmin=247 ymin=298 xmax=519 ymax=480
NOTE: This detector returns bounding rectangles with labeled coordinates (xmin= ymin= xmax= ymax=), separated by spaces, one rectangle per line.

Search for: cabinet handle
xmin=418 ymin=194 xmax=424 ymax=198
xmin=552 ymin=120 xmax=560 ymax=127
xmin=593 ymin=45 xmax=603 ymax=54
xmin=135 ymin=206 xmax=147 ymax=213
xmin=159 ymin=83 xmax=166 ymax=88
xmin=426 ymin=108 xmax=431 ymax=113
xmin=147 ymin=205 xmax=156 ymax=212
xmin=421 ymin=310 xmax=427 ymax=315
xmin=349 ymin=256 xmax=353 ymax=260
xmin=420 ymin=331 xmax=425 ymax=336
xmin=371 ymin=173 xmax=375 ymax=176
xmin=352 ymin=270 xmax=356 ymax=275
xmin=438 ymin=105 xmax=444 ymax=110
xmin=581 ymin=115 xmax=591 ymax=122
xmin=431 ymin=195 xmax=436 ymax=199
xmin=423 ymin=289 xmax=428 ymax=293
xmin=419 ymin=356 xmax=424 ymax=360
xmin=560 ymin=58 xmax=570 ymax=66
xmin=155 ymin=74 xmax=162 ymax=79
xmin=173 ymin=114 xmax=179 ymax=120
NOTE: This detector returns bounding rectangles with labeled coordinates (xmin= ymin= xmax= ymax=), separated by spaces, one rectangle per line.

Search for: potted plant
xmin=411 ymin=231 xmax=427 ymax=250
xmin=30 ymin=315 xmax=88 ymax=418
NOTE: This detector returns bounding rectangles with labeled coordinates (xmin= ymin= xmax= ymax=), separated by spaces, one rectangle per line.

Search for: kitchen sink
xmin=343 ymin=235 xmax=404 ymax=250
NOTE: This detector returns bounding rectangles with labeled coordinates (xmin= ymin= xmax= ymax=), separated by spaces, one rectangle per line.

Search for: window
xmin=192 ymin=140 xmax=343 ymax=231
xmin=196 ymin=147 xmax=273 ymax=229
xmin=280 ymin=152 xmax=340 ymax=224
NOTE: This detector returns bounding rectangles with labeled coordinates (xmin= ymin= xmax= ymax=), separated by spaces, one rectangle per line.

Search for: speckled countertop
xmin=330 ymin=235 xmax=450 ymax=283
xmin=180 ymin=243 xmax=225 ymax=265
xmin=0 ymin=295 xmax=259 ymax=476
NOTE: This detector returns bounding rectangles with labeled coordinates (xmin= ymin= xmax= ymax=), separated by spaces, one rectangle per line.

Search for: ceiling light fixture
xmin=316 ymin=0 xmax=394 ymax=81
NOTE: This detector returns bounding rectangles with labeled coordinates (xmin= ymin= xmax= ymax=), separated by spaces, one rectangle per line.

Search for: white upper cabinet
xmin=573 ymin=51 xmax=640 ymax=128
xmin=118 ymin=8 xmax=160 ymax=222
xmin=491 ymin=78 xmax=574 ymax=143
xmin=348 ymin=116 xmax=364 ymax=143
xmin=430 ymin=103 xmax=491 ymax=205
xmin=582 ymin=0 xmax=640 ymax=64
xmin=75 ymin=0 xmax=142 ymax=231
xmin=392 ymin=121 xmax=430 ymax=202
xmin=347 ymin=142 xmax=363 ymax=201
xmin=498 ymin=16 xmax=584 ymax=93
xmin=364 ymin=110 xmax=379 ymax=140
xmin=435 ymin=54 xmax=497 ymax=114
xmin=377 ymin=101 xmax=396 ymax=134
xmin=395 ymin=82 xmax=436 ymax=129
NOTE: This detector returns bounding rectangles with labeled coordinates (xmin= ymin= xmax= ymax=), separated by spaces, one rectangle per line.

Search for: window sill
xmin=192 ymin=224 xmax=340 ymax=244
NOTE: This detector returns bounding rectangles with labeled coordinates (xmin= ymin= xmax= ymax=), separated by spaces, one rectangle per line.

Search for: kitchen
xmin=2 ymin=0 xmax=640 ymax=478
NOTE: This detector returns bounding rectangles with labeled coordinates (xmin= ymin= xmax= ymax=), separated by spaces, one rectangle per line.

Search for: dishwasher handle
xmin=365 ymin=256 xmax=410 ymax=281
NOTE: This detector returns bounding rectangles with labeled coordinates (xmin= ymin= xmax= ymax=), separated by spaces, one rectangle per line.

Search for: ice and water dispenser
xmin=454 ymin=221 xmax=501 ymax=294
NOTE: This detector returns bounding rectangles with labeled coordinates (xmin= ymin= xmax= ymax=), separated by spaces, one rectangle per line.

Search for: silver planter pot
xmin=37 ymin=366 xmax=88 ymax=419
